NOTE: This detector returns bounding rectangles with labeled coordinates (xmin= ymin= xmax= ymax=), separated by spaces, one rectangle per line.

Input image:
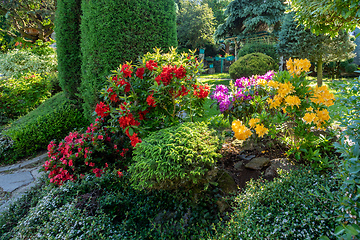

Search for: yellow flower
xmin=316 ymin=108 xmax=330 ymax=123
xmin=277 ymin=82 xmax=295 ymax=98
xmin=303 ymin=112 xmax=317 ymax=124
xmin=286 ymin=58 xmax=311 ymax=76
xmin=232 ymin=120 xmax=252 ymax=140
xmin=310 ymin=85 xmax=335 ymax=107
xmin=284 ymin=95 xmax=301 ymax=108
xmin=306 ymin=107 xmax=313 ymax=112
xmin=267 ymin=80 xmax=279 ymax=89
xmin=257 ymin=78 xmax=267 ymax=86
xmin=255 ymin=124 xmax=269 ymax=138
xmin=267 ymin=95 xmax=283 ymax=109
xmin=249 ymin=118 xmax=260 ymax=129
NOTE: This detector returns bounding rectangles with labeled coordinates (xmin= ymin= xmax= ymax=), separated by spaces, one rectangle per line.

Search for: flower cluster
xmin=286 ymin=58 xmax=311 ymax=77
xmin=43 ymin=119 xmax=130 ymax=185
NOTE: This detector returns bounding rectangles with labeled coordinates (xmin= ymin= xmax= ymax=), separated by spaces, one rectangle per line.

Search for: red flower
xmin=155 ymin=75 xmax=162 ymax=85
xmin=146 ymin=94 xmax=156 ymax=107
xmin=193 ymin=84 xmax=210 ymax=99
xmin=95 ymin=102 xmax=110 ymax=118
xmin=121 ymin=64 xmax=132 ymax=78
xmin=116 ymin=79 xmax=131 ymax=93
xmin=118 ymin=113 xmax=140 ymax=129
xmin=146 ymin=60 xmax=158 ymax=71
xmin=175 ymin=65 xmax=186 ymax=79
xmin=129 ymin=132 xmax=142 ymax=147
xmin=93 ymin=168 xmax=103 ymax=177
xmin=138 ymin=109 xmax=150 ymax=120
xmin=136 ymin=67 xmax=145 ymax=79
xmin=117 ymin=171 xmax=123 ymax=178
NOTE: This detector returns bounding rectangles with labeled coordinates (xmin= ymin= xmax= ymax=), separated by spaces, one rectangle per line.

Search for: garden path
xmin=0 ymin=153 xmax=47 ymax=213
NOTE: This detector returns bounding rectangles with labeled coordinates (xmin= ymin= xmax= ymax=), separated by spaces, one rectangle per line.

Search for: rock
xmin=234 ymin=161 xmax=243 ymax=170
xmin=216 ymin=199 xmax=229 ymax=213
xmin=216 ymin=169 xmax=237 ymax=194
xmin=244 ymin=155 xmax=256 ymax=161
xmin=237 ymin=154 xmax=247 ymax=160
xmin=245 ymin=157 xmax=270 ymax=170
xmin=0 ymin=171 xmax=34 ymax=192
xmin=264 ymin=158 xmax=297 ymax=177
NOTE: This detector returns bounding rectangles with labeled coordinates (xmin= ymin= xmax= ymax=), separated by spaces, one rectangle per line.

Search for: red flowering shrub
xmin=44 ymin=48 xmax=208 ymax=186
xmin=43 ymin=118 xmax=131 ymax=185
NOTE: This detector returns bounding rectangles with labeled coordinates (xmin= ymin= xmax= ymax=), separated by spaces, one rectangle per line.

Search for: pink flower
xmin=117 ymin=171 xmax=123 ymax=178
xmin=69 ymin=159 xmax=73 ymax=166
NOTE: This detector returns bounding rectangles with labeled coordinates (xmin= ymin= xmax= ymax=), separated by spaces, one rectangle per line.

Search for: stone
xmin=216 ymin=199 xmax=229 ymax=213
xmin=0 ymin=171 xmax=34 ymax=192
xmin=244 ymin=155 xmax=256 ymax=161
xmin=216 ymin=169 xmax=238 ymax=194
xmin=245 ymin=157 xmax=270 ymax=170
xmin=234 ymin=161 xmax=243 ymax=170
xmin=264 ymin=158 xmax=297 ymax=178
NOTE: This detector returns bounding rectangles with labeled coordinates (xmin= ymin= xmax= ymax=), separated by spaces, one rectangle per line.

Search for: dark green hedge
xmin=80 ymin=0 xmax=177 ymax=120
xmin=55 ymin=0 xmax=82 ymax=101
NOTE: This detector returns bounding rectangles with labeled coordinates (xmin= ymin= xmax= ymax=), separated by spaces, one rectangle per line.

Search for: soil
xmin=218 ymin=135 xmax=289 ymax=191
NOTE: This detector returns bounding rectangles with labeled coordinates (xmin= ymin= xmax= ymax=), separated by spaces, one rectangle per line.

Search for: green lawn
xmin=198 ymin=73 xmax=231 ymax=79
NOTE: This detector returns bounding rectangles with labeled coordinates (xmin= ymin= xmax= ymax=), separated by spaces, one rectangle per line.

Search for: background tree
xmin=177 ymin=0 xmax=216 ymax=49
xmin=80 ymin=0 xmax=177 ymax=120
xmin=201 ymin=0 xmax=230 ymax=26
xmin=0 ymin=0 xmax=56 ymax=43
xmin=290 ymin=0 xmax=360 ymax=36
xmin=55 ymin=0 xmax=81 ymax=101
xmin=277 ymin=12 xmax=356 ymax=86
xmin=214 ymin=0 xmax=286 ymax=41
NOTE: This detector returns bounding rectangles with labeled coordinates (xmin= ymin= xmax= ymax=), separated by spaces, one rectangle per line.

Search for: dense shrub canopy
xmin=55 ymin=0 xmax=82 ymax=101
xmin=80 ymin=0 xmax=177 ymax=120
xmin=238 ymin=43 xmax=278 ymax=62
xmin=229 ymin=53 xmax=278 ymax=79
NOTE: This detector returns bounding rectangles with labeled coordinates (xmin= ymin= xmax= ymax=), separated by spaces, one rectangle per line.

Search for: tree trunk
xmin=317 ymin=58 xmax=323 ymax=87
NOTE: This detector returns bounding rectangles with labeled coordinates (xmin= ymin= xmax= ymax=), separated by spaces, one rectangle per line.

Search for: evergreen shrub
xmin=229 ymin=53 xmax=278 ymax=79
xmin=80 ymin=0 xmax=177 ymax=120
xmin=238 ymin=42 xmax=279 ymax=61
xmin=129 ymin=122 xmax=222 ymax=190
xmin=55 ymin=0 xmax=82 ymax=100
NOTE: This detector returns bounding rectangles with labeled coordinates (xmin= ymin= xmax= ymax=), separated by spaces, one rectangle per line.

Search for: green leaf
xmin=334 ymin=225 xmax=345 ymax=235
xmin=345 ymin=224 xmax=359 ymax=236
xmin=318 ymin=236 xmax=329 ymax=240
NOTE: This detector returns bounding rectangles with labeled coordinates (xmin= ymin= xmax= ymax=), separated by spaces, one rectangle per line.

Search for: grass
xmin=198 ymin=73 xmax=231 ymax=79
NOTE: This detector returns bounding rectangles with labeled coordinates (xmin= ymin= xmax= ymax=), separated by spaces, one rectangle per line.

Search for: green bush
xmin=238 ymin=43 xmax=279 ymax=61
xmin=55 ymin=0 xmax=82 ymax=101
xmin=0 ymin=72 xmax=52 ymax=123
xmin=80 ymin=0 xmax=177 ymax=120
xmin=0 ymin=48 xmax=57 ymax=78
xmin=211 ymin=169 xmax=339 ymax=239
xmin=1 ymin=93 xmax=90 ymax=164
xmin=229 ymin=53 xmax=278 ymax=79
xmin=0 ymin=170 xmax=219 ymax=239
xmin=129 ymin=122 xmax=222 ymax=190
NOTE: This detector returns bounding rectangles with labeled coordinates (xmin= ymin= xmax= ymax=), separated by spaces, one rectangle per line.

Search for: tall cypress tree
xmin=80 ymin=0 xmax=177 ymax=120
xmin=55 ymin=0 xmax=82 ymax=101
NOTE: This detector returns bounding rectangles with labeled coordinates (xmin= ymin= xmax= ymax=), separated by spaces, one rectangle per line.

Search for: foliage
xmin=55 ymin=0 xmax=82 ymax=101
xmin=0 ymin=72 xmax=52 ymax=123
xmin=238 ymin=42 xmax=279 ymax=62
xmin=0 ymin=131 xmax=13 ymax=162
xmin=80 ymin=0 xmax=177 ymax=119
xmin=229 ymin=53 xmax=278 ymax=79
xmin=2 ymin=102 xmax=89 ymax=165
xmin=290 ymin=0 xmax=360 ymax=36
xmin=177 ymin=0 xmax=216 ymax=49
xmin=214 ymin=0 xmax=286 ymax=40
xmin=333 ymin=77 xmax=360 ymax=239
xmin=324 ymin=59 xmax=358 ymax=79
xmin=0 ymin=48 xmax=57 ymax=78
xmin=0 ymin=0 xmax=56 ymax=43
xmin=0 ymin=170 xmax=220 ymax=239
xmin=129 ymin=122 xmax=222 ymax=191
xmin=277 ymin=11 xmax=356 ymax=86
xmin=210 ymin=168 xmax=339 ymax=239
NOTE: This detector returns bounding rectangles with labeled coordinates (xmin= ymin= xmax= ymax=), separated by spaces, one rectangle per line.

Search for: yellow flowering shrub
xmin=231 ymin=58 xmax=336 ymax=165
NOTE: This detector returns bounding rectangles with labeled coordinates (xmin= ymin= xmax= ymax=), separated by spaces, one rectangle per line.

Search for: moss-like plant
xmin=229 ymin=52 xmax=278 ymax=79
xmin=129 ymin=122 xmax=222 ymax=190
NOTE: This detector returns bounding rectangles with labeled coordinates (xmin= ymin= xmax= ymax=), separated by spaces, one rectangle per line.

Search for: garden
xmin=0 ymin=0 xmax=360 ymax=239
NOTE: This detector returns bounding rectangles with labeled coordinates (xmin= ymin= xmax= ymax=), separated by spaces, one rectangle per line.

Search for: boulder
xmin=245 ymin=157 xmax=270 ymax=170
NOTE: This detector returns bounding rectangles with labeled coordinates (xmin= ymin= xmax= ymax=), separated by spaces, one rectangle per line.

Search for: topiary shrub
xmin=229 ymin=53 xmax=278 ymax=79
xmin=238 ymin=43 xmax=279 ymax=61
xmin=80 ymin=0 xmax=177 ymax=120
xmin=55 ymin=0 xmax=82 ymax=101
xmin=129 ymin=122 xmax=222 ymax=191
